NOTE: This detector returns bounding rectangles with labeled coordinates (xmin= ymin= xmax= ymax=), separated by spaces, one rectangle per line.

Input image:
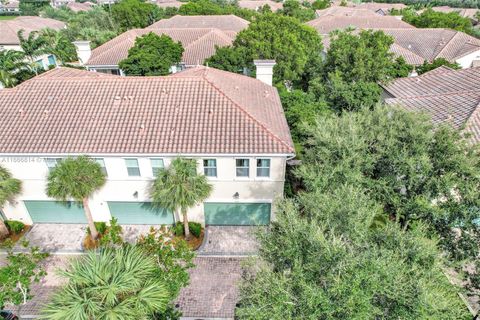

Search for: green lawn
xmin=0 ymin=16 xmax=18 ymax=20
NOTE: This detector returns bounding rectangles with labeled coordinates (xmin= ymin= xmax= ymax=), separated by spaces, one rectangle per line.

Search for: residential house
xmin=306 ymin=13 xmax=414 ymax=34
xmin=0 ymin=62 xmax=294 ymax=227
xmin=66 ymin=1 xmax=94 ymax=12
xmin=315 ymin=7 xmax=382 ymax=18
xmin=0 ymin=0 xmax=20 ymax=13
xmin=353 ymin=2 xmax=407 ymax=16
xmin=0 ymin=16 xmax=66 ymax=69
xmin=147 ymin=14 xmax=249 ymax=32
xmin=238 ymin=0 xmax=283 ymax=12
xmin=80 ymin=15 xmax=249 ymax=75
xmin=50 ymin=0 xmax=74 ymax=8
xmin=382 ymin=66 xmax=480 ymax=143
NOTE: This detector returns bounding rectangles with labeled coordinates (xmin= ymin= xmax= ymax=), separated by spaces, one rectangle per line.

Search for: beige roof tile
xmin=147 ymin=15 xmax=249 ymax=32
xmin=0 ymin=16 xmax=65 ymax=45
xmin=0 ymin=67 xmax=293 ymax=154
xmin=86 ymin=28 xmax=237 ymax=67
xmin=238 ymin=0 xmax=283 ymax=11
xmin=315 ymin=7 xmax=381 ymax=17
xmin=306 ymin=14 xmax=414 ymax=34
xmin=383 ymin=66 xmax=480 ymax=143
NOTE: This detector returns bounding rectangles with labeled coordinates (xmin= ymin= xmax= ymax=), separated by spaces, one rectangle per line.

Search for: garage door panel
xmin=24 ymin=200 xmax=87 ymax=224
xmin=107 ymin=202 xmax=174 ymax=225
xmin=204 ymin=203 xmax=271 ymax=226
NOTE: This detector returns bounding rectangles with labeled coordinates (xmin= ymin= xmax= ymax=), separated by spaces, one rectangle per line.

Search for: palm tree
xmin=17 ymin=30 xmax=46 ymax=75
xmin=150 ymin=158 xmax=212 ymax=239
xmin=39 ymin=28 xmax=77 ymax=66
xmin=46 ymin=156 xmax=106 ymax=240
xmin=0 ymin=49 xmax=28 ymax=88
xmin=41 ymin=245 xmax=170 ymax=319
xmin=0 ymin=165 xmax=22 ymax=239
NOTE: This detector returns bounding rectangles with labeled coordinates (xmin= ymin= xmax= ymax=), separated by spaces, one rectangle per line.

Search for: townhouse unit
xmin=76 ymin=15 xmax=250 ymax=75
xmin=0 ymin=62 xmax=294 ymax=227
xmin=382 ymin=66 xmax=480 ymax=143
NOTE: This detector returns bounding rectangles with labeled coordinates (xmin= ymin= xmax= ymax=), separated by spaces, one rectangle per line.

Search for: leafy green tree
xmin=390 ymin=56 xmax=414 ymax=78
xmin=39 ymin=28 xmax=77 ymax=65
xmin=112 ymin=0 xmax=162 ymax=31
xmin=150 ymin=158 xmax=212 ymax=239
xmin=416 ymin=58 xmax=461 ymax=74
xmin=17 ymin=30 xmax=46 ymax=75
xmin=177 ymin=0 xmax=258 ymax=21
xmin=204 ymin=45 xmax=247 ymax=73
xmin=237 ymin=187 xmax=469 ymax=319
xmin=19 ymin=0 xmax=49 ymax=15
xmin=0 ymin=241 xmax=48 ymax=308
xmin=278 ymin=0 xmax=316 ymax=22
xmin=46 ymin=156 xmax=106 ymax=240
xmin=206 ymin=13 xmax=323 ymax=86
xmin=41 ymin=245 xmax=170 ymax=319
xmin=312 ymin=0 xmax=330 ymax=10
xmin=119 ymin=32 xmax=184 ymax=76
xmin=0 ymin=50 xmax=28 ymax=88
xmin=309 ymin=29 xmax=400 ymax=111
xmin=297 ymin=105 xmax=480 ymax=291
xmin=402 ymin=8 xmax=475 ymax=35
xmin=0 ymin=166 xmax=21 ymax=239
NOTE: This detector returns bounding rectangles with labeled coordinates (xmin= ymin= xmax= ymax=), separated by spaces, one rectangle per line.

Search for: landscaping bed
xmin=0 ymin=220 xmax=31 ymax=247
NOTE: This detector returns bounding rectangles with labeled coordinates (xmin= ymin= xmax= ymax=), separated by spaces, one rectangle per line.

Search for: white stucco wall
xmin=456 ymin=49 xmax=480 ymax=69
xmin=0 ymin=155 xmax=287 ymax=225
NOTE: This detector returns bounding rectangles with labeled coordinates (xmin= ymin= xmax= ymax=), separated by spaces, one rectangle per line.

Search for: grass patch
xmin=0 ymin=16 xmax=17 ymax=20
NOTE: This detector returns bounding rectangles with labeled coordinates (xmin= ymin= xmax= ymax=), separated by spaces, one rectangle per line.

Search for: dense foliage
xmin=237 ymin=106 xmax=477 ymax=318
xmin=375 ymin=0 xmax=479 ymax=9
xmin=119 ymin=32 xmax=184 ymax=76
xmin=111 ymin=0 xmax=163 ymax=31
xmin=0 ymin=241 xmax=48 ymax=308
xmin=207 ymin=14 xmax=323 ymax=86
xmin=402 ymin=8 xmax=477 ymax=36
xmin=416 ymin=58 xmax=461 ymax=74
xmin=19 ymin=0 xmax=49 ymax=15
xmin=278 ymin=0 xmax=316 ymax=22
xmin=0 ymin=166 xmax=21 ymax=239
xmin=177 ymin=0 xmax=258 ymax=21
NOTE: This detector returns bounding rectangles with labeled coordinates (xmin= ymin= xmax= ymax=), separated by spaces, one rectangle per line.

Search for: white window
xmin=203 ymin=159 xmax=217 ymax=177
xmin=236 ymin=159 xmax=249 ymax=177
xmin=94 ymin=158 xmax=108 ymax=176
xmin=256 ymin=159 xmax=271 ymax=177
xmin=151 ymin=158 xmax=164 ymax=176
xmin=45 ymin=158 xmax=62 ymax=172
xmin=125 ymin=158 xmax=140 ymax=176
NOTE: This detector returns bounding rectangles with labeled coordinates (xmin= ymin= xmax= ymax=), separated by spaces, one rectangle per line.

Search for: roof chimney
xmin=254 ymin=60 xmax=276 ymax=86
xmin=73 ymin=41 xmax=92 ymax=65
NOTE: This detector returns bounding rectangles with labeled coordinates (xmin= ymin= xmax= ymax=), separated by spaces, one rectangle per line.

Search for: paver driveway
xmin=198 ymin=226 xmax=261 ymax=255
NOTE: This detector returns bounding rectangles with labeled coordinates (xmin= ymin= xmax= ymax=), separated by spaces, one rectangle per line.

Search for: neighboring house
xmin=0 ymin=62 xmax=294 ymax=227
xmin=66 ymin=1 xmax=94 ymax=12
xmin=80 ymin=15 xmax=250 ymax=75
xmin=382 ymin=66 xmax=480 ymax=143
xmin=81 ymin=28 xmax=240 ymax=75
xmin=320 ymin=28 xmax=480 ymax=69
xmin=353 ymin=2 xmax=407 ymax=16
xmin=50 ymin=0 xmax=74 ymax=8
xmin=0 ymin=0 xmax=20 ymax=13
xmin=306 ymin=13 xmax=414 ymax=34
xmin=315 ymin=7 xmax=382 ymax=18
xmin=0 ymin=16 xmax=66 ymax=69
xmin=147 ymin=14 xmax=249 ymax=32
xmin=238 ymin=0 xmax=283 ymax=12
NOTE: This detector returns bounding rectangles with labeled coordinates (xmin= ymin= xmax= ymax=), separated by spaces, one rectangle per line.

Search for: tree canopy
xmin=206 ymin=13 xmax=323 ymax=86
xmin=111 ymin=0 xmax=163 ymax=31
xmin=119 ymin=32 xmax=184 ymax=76
xmin=416 ymin=58 xmax=461 ymax=75
xmin=402 ymin=8 xmax=476 ymax=35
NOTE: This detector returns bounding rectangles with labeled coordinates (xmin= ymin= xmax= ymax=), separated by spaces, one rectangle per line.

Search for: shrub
xmin=5 ymin=220 xmax=25 ymax=234
xmin=189 ymin=222 xmax=202 ymax=238
xmin=174 ymin=222 xmax=202 ymax=238
xmin=86 ymin=221 xmax=107 ymax=236
xmin=99 ymin=218 xmax=123 ymax=246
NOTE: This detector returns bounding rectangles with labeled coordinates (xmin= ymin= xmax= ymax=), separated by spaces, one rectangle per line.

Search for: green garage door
xmin=204 ymin=202 xmax=271 ymax=226
xmin=108 ymin=202 xmax=174 ymax=225
xmin=24 ymin=200 xmax=87 ymax=223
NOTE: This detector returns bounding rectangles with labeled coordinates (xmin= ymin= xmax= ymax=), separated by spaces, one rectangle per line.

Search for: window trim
xmin=235 ymin=158 xmax=250 ymax=178
xmin=94 ymin=158 xmax=108 ymax=177
xmin=44 ymin=157 xmax=62 ymax=172
xmin=203 ymin=158 xmax=217 ymax=178
xmin=256 ymin=158 xmax=271 ymax=178
xmin=124 ymin=158 xmax=141 ymax=177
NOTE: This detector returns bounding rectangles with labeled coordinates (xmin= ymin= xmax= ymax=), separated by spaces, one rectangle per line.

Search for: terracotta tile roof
xmin=0 ymin=67 xmax=294 ymax=155
xmin=383 ymin=66 xmax=480 ymax=143
xmin=147 ymin=15 xmax=249 ymax=32
xmin=86 ymin=28 xmax=237 ymax=67
xmin=321 ymin=28 xmax=480 ymax=66
xmin=66 ymin=1 xmax=93 ymax=12
xmin=238 ymin=0 xmax=283 ymax=12
xmin=0 ymin=16 xmax=66 ymax=45
xmin=315 ymin=6 xmax=382 ymax=17
xmin=354 ymin=2 xmax=407 ymax=12
xmin=306 ymin=14 xmax=414 ymax=34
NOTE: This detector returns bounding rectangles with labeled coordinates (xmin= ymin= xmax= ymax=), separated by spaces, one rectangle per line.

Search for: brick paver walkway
xmin=198 ymin=226 xmax=260 ymax=255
